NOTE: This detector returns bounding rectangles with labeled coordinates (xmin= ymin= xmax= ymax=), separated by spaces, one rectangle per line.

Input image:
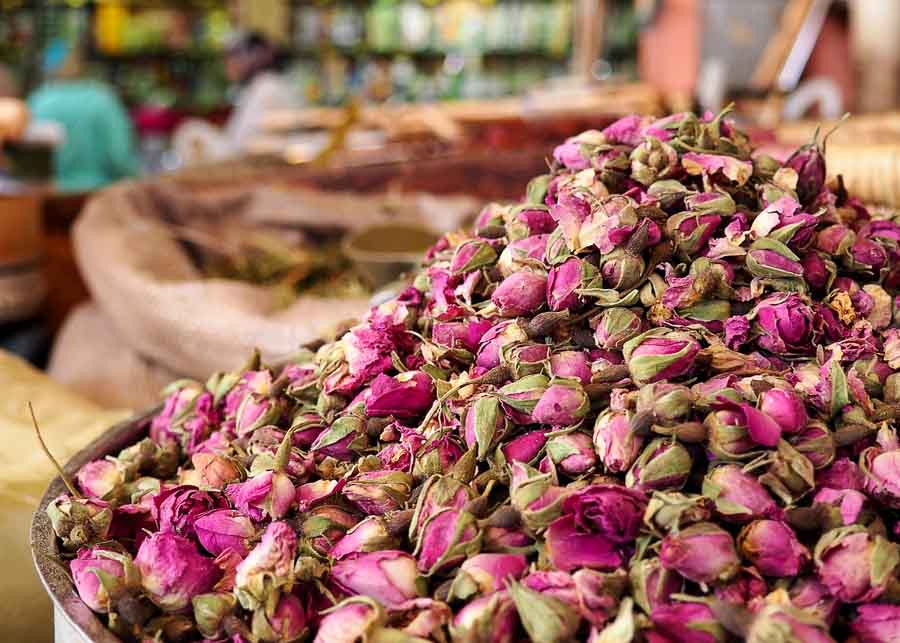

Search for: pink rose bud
xmin=314 ymin=597 xmax=384 ymax=643
xmin=186 ymin=453 xmax=243 ymax=489
xmin=789 ymin=577 xmax=838 ymax=625
xmin=235 ymin=394 xmax=283 ymax=437
xmin=545 ymin=431 xmax=597 ymax=476
xmin=629 ymin=557 xmax=683 ymax=614
xmin=251 ymin=592 xmax=308 ymax=642
xmin=194 ymin=509 xmax=256 ymax=557
xmin=501 ymin=342 xmax=551 ymax=379
xmin=192 ymin=592 xmax=238 ymax=639
xmin=498 ymin=374 xmax=550 ymax=425
xmin=365 ymin=371 xmax=435 ymax=420
xmin=745 ymin=602 xmax=834 ymax=643
xmin=702 ymin=464 xmax=779 ymax=523
xmin=801 ymin=252 xmax=833 ymax=290
xmin=296 ymin=479 xmax=344 ymax=512
xmin=491 ymin=271 xmax=548 ymax=317
xmin=659 ymin=522 xmax=740 ymax=584
xmin=46 ymin=495 xmax=113 ymax=551
xmin=750 ymin=292 xmax=815 ymax=354
xmin=860 ymin=448 xmax=900 ymax=509
xmin=549 ymin=351 xmax=592 ymax=385
xmin=501 ymin=429 xmax=548 ymax=463
xmin=593 ymin=410 xmax=644 ymax=474
xmin=547 ymin=256 xmax=593 ymax=311
xmin=330 ymin=514 xmax=402 ymax=559
xmin=70 ymin=546 xmax=139 ymax=613
xmin=135 ymin=532 xmax=221 ymax=612
xmin=496 ymin=235 xmax=549 ymax=277
xmin=450 ymin=238 xmax=498 ymax=275
xmin=746 ymin=238 xmax=805 ymax=280
xmin=76 ymin=459 xmax=125 ymax=500
xmin=508 ymin=579 xmax=581 ymax=643
xmin=449 ymin=591 xmax=518 ymax=643
xmin=789 ymin=422 xmax=835 ymax=470
xmin=738 ymin=520 xmax=809 ymax=577
xmin=545 ymin=484 xmax=646 ymax=572
xmin=553 ymin=137 xmax=592 ymax=171
xmin=682 ymin=151 xmax=753 ymax=185
xmin=310 ymin=414 xmax=368 ymax=461
xmin=851 ymin=604 xmax=900 ymax=643
xmin=593 ymin=307 xmax=643 ymax=351
xmin=331 ymin=550 xmax=421 ymax=608
xmin=626 ymin=438 xmax=692 ymax=491
xmin=784 ymin=142 xmax=826 ymax=203
xmin=432 ymin=319 xmax=494 ymax=352
xmin=225 ymin=470 xmax=295 ymax=521
xmin=414 ymin=506 xmax=481 ymax=575
xmin=623 ymin=329 xmax=700 ymax=384
xmin=476 ymin=320 xmax=529 ymax=369
xmin=813 ymin=488 xmax=870 ymax=527
xmin=412 ymin=433 xmax=466 ymax=479
xmin=532 ymin=378 xmax=590 ymax=427
xmin=343 ymin=470 xmax=413 ymax=515
xmin=302 ymin=505 xmax=359 ymax=557
xmin=650 ymin=600 xmax=725 ymax=643
xmin=155 ymin=485 xmax=226 ymax=539
xmin=667 ymin=210 xmax=722 ymax=258
xmin=508 ymin=206 xmax=556 ymax=239
xmin=464 ymin=396 xmax=507 ymax=460
xmin=759 ymin=388 xmax=808 ymax=435
xmin=705 ymin=409 xmax=760 ymax=461
xmin=448 ymin=553 xmax=528 ymax=600
xmin=287 ymin=412 xmax=327 ymax=449
xmin=234 ymin=522 xmax=297 ymax=610
xmin=150 ymin=382 xmax=206 ymax=445
xmin=813 ymin=526 xmax=900 ymax=603
xmin=714 ymin=567 xmax=768 ymax=608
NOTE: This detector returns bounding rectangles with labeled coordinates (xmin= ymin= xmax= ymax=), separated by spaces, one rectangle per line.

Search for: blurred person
xmin=173 ymin=31 xmax=300 ymax=164
xmin=28 ymin=40 xmax=137 ymax=192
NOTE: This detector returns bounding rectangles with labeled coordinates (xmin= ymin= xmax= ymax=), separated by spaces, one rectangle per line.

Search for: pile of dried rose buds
xmin=50 ymin=110 xmax=900 ymax=642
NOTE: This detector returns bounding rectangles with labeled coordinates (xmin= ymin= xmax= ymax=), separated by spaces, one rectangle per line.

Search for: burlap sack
xmin=73 ymin=180 xmax=478 ymax=379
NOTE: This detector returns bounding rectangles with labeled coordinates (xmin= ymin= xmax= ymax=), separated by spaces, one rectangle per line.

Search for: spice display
xmin=45 ymin=110 xmax=900 ymax=642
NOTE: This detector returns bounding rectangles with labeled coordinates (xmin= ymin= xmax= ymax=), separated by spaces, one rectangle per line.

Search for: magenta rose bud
xmin=135 ymin=531 xmax=221 ymax=612
xmin=449 ymin=553 xmax=528 ymax=600
xmin=593 ymin=410 xmax=643 ymax=474
xmin=545 ymin=431 xmax=597 ymax=476
xmin=784 ymin=142 xmax=826 ymax=203
xmin=70 ymin=546 xmax=139 ymax=613
xmin=623 ymin=329 xmax=700 ymax=384
xmin=225 ymin=470 xmax=296 ymax=521
xmin=746 ymin=602 xmax=834 ymax=643
xmin=531 ymin=378 xmax=590 ymax=427
xmin=496 ymin=235 xmax=549 ymax=277
xmin=155 ymin=485 xmax=226 ymax=539
xmin=702 ymin=465 xmax=779 ymax=523
xmin=549 ymin=351 xmax=592 ymax=385
xmin=450 ymin=591 xmax=518 ymax=643
xmin=738 ymin=520 xmax=809 ymax=577
xmin=626 ymin=438 xmax=692 ymax=491
xmin=593 ymin=307 xmax=643 ymax=351
xmin=547 ymin=256 xmax=588 ymax=311
xmin=76 ymin=459 xmax=124 ymax=500
xmin=365 ymin=371 xmax=435 ymax=420
xmin=343 ymin=470 xmax=413 ymax=515
xmin=491 ymin=271 xmax=548 ymax=317
xmin=651 ymin=600 xmax=725 ymax=643
xmin=476 ymin=320 xmax=528 ymax=369
xmin=194 ymin=509 xmax=256 ymax=557
xmin=860 ymin=448 xmax=900 ymax=509
xmin=660 ymin=522 xmax=740 ymax=584
xmin=553 ymin=137 xmax=591 ymax=170
xmin=851 ymin=604 xmax=900 ymax=643
xmin=329 ymin=515 xmax=399 ymax=559
xmin=251 ymin=592 xmax=308 ymax=643
xmin=331 ymin=550 xmax=421 ymax=608
xmin=813 ymin=526 xmax=900 ymax=603
xmin=630 ymin=557 xmax=683 ymax=614
xmin=789 ymin=577 xmax=839 ymax=625
xmin=314 ymin=597 xmax=383 ymax=643
xmin=451 ymin=238 xmax=498 ymax=275
xmin=501 ymin=429 xmax=549 ymax=463
xmin=759 ymin=388 xmax=808 ymax=435
xmin=234 ymin=521 xmax=298 ymax=610
xmin=750 ymin=292 xmax=815 ymax=354
xmin=432 ymin=319 xmax=494 ymax=352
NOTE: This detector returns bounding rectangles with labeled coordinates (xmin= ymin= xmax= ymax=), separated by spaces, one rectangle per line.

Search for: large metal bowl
xmin=31 ymin=410 xmax=156 ymax=643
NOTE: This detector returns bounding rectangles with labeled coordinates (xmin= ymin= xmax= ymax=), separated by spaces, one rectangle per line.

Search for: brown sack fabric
xmin=73 ymin=179 xmax=477 ymax=379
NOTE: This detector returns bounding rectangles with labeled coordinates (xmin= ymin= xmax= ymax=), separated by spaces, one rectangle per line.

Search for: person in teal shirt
xmin=28 ymin=41 xmax=138 ymax=192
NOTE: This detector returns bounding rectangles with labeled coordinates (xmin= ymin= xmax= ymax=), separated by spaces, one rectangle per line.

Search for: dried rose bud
xmin=636 ymin=382 xmax=693 ymax=425
xmin=813 ymin=526 xmax=900 ymax=603
xmin=746 ymin=601 xmax=833 ymax=643
xmin=705 ymin=409 xmax=759 ymax=461
xmin=851 ymin=604 xmax=900 ymax=643
xmin=631 ymin=136 xmax=679 ymax=185
xmin=599 ymin=248 xmax=645 ymax=292
xmin=492 ymin=271 xmax=548 ymax=317
xmin=498 ymin=374 xmax=550 ymax=425
xmin=184 ymin=453 xmax=243 ymax=490
xmin=432 ymin=319 xmax=494 ymax=353
xmin=737 ymin=519 xmax=809 ymax=577
xmin=749 ymin=292 xmax=815 ymax=355
xmin=76 ymin=459 xmax=125 ymax=500
xmin=784 ymin=141 xmax=825 ymax=203
xmin=343 ymin=470 xmax=413 ymax=516
xmin=476 ymin=320 xmax=529 ymax=369
xmin=549 ymin=350 xmax=593 ymax=385
xmin=496 ymin=235 xmax=549 ymax=277
xmin=746 ymin=238 xmax=805 ymax=280
xmin=508 ymin=462 xmax=567 ymax=531
xmin=155 ymin=485 xmax=226 ymax=539
xmin=251 ymin=592 xmax=308 ymax=643
xmin=547 ymin=256 xmax=595 ymax=311
xmin=414 ymin=505 xmax=481 ymax=575
xmin=545 ymin=484 xmax=645 ymax=572
xmin=860 ymin=447 xmax=900 ymax=509
xmin=553 ymin=136 xmax=593 ymax=171
xmin=626 ymin=438 xmax=692 ymax=492
xmin=659 ymin=522 xmax=740 ymax=584
xmin=234 ymin=521 xmax=297 ymax=611
xmin=667 ymin=210 xmax=722 ymax=258
xmin=623 ymin=329 xmax=700 ymax=384
xmin=194 ymin=509 xmax=255 ymax=557
xmin=314 ymin=597 xmax=385 ymax=643
xmin=366 ymin=371 xmax=435 ymax=420
xmin=235 ymin=394 xmax=283 ymax=437
xmin=643 ymin=491 xmax=714 ymax=534
xmin=71 ymin=546 xmax=140 ymax=613
xmin=331 ymin=514 xmax=403 ymax=559
xmin=702 ymin=464 xmax=779 ymax=523
xmin=629 ymin=557 xmax=683 ymax=614
xmin=789 ymin=422 xmax=836 ymax=470
xmin=593 ymin=410 xmax=644 ymax=474
xmin=310 ymin=414 xmax=368 ymax=462
xmin=448 ymin=553 xmax=528 ymax=601
xmin=507 ymin=205 xmax=556 ymax=239
xmin=758 ymin=388 xmax=808 ymax=436
xmin=331 ymin=550 xmax=421 ymax=607
xmin=760 ymin=440 xmax=816 ymax=506
xmin=135 ymin=532 xmax=221 ymax=612
xmin=593 ymin=307 xmax=643 ymax=351
xmin=225 ymin=470 xmax=295 ymax=521
xmin=412 ymin=434 xmax=466 ymax=480
xmin=788 ymin=577 xmax=838 ymax=625
xmin=46 ymin=495 xmax=113 ymax=551
xmin=650 ymin=600 xmax=726 ymax=643
xmin=449 ymin=591 xmax=518 ymax=643
xmin=463 ymin=396 xmax=507 ymax=461
xmin=451 ymin=238 xmax=498 ymax=275
xmin=531 ymin=378 xmax=590 ymax=427
xmin=508 ymin=579 xmax=581 ymax=643
xmin=192 ymin=592 xmax=236 ymax=640
xmin=545 ymin=431 xmax=597 ymax=476
xmin=501 ymin=342 xmax=550 ymax=378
